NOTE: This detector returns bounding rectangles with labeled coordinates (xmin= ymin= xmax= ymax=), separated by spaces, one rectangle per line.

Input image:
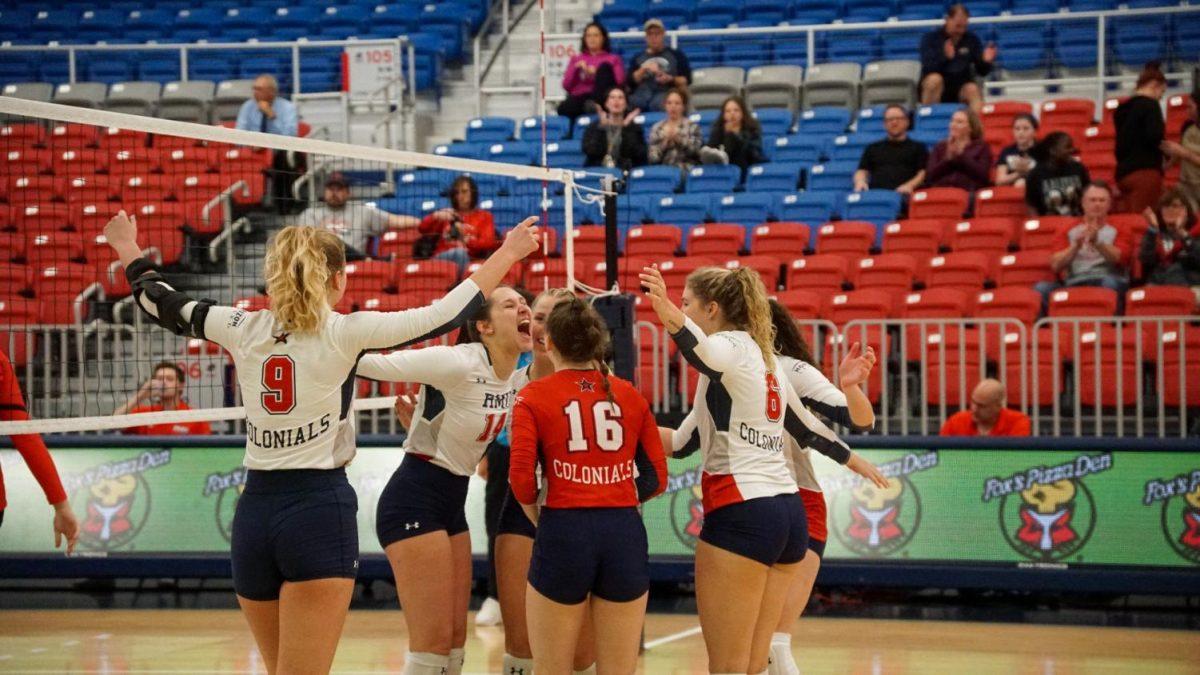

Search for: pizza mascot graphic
xmin=847 ymin=479 xmax=905 ymax=548
xmin=1016 ymin=480 xmax=1078 ymax=553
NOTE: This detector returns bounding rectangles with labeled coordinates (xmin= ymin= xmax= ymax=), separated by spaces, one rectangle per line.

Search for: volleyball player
xmin=765 ymin=300 xmax=876 ymax=675
xmin=104 ymin=209 xmax=540 ymax=675
xmin=0 ymin=348 xmax=79 ymax=552
xmin=639 ymin=264 xmax=887 ymax=675
xmin=509 ymin=298 xmax=667 ymax=675
xmin=356 ymin=285 xmax=533 ymax=675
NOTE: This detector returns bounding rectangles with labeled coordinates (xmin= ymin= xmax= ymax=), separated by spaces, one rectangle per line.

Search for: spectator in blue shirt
xmin=236 ymin=75 xmax=298 ymax=136
xmin=919 ymin=4 xmax=997 ymax=113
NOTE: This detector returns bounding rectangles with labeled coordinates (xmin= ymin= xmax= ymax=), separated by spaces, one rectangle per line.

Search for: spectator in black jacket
xmin=1025 ymin=131 xmax=1091 ymax=217
xmin=700 ymin=96 xmax=765 ymax=179
xmin=1139 ymin=188 xmax=1200 ymax=302
xmin=919 ymin=4 xmax=997 ymax=113
xmin=582 ymin=87 xmax=647 ymax=170
xmin=1115 ymin=62 xmax=1168 ymax=214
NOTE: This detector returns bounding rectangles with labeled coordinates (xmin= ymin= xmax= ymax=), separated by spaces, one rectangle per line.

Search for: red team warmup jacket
xmin=510 ymin=369 xmax=667 ymax=509
xmin=0 ymin=350 xmax=67 ymax=510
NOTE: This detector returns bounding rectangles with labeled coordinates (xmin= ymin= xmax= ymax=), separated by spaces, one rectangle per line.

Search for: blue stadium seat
xmin=1113 ymin=40 xmax=1167 ymax=68
xmin=807 ymin=160 xmax=858 ymax=191
xmin=434 ymin=142 xmax=486 ymax=160
xmin=466 ymin=117 xmax=516 ymax=143
xmin=633 ymin=112 xmax=666 ymax=142
xmin=713 ymin=192 xmax=779 ymax=226
xmin=744 ymin=162 xmax=802 ymax=192
xmin=688 ymin=110 xmax=720 ymax=129
xmin=509 ymin=176 xmax=552 ymax=197
xmin=274 ymin=6 xmax=320 ymax=30
xmin=545 ymin=141 xmax=586 ymax=169
xmin=483 ymin=197 xmax=532 ymax=229
xmin=87 ymin=60 xmax=135 ymax=85
xmin=743 ymin=0 xmax=790 ymax=24
xmin=826 ymin=30 xmax=881 ymax=66
xmin=77 ymin=10 xmax=127 ymax=42
xmin=768 ymin=135 xmax=824 ymax=164
xmin=825 ymin=133 xmax=883 ymax=163
xmin=909 ymin=129 xmax=944 ymax=149
xmin=753 ymin=108 xmax=794 ymax=137
xmin=222 ymin=7 xmax=272 ymax=31
xmin=649 ymin=0 xmax=694 ymax=29
xmin=174 ymin=7 xmax=222 ymax=32
xmin=369 ymin=5 xmax=414 ymax=34
xmin=854 ymin=106 xmax=889 ymax=135
xmin=797 ymin=107 xmax=852 ymax=135
xmin=1010 ymin=0 xmax=1060 ymax=14
xmin=686 ymin=165 xmax=742 ymax=194
xmin=686 ymin=45 xmax=722 ymax=69
xmin=485 ymin=141 xmax=537 ymax=165
xmin=778 ymin=191 xmax=844 ymax=223
xmin=190 ymin=56 xmax=237 ymax=83
xmin=999 ymin=47 xmax=1049 ymax=76
xmin=652 ymin=194 xmax=713 ymax=229
xmin=323 ymin=5 xmax=371 ymax=30
xmin=614 ymin=194 xmax=656 ymax=228
xmin=30 ymin=10 xmax=79 ymax=41
xmin=843 ymin=190 xmax=903 ymax=230
xmin=1056 ymin=44 xmax=1099 ymax=71
xmin=596 ymin=7 xmax=644 ymax=32
xmin=996 ymin=28 xmax=1049 ymax=51
xmin=914 ymin=103 xmax=963 ymax=132
xmin=572 ymin=167 xmax=624 ymax=192
xmin=398 ymin=169 xmax=453 ymax=194
xmin=473 ymin=173 xmax=515 ymax=198
xmin=628 ymin=166 xmax=683 ymax=195
xmin=0 ymin=54 xmax=38 ymax=84
xmin=521 ymin=116 xmax=571 ymax=142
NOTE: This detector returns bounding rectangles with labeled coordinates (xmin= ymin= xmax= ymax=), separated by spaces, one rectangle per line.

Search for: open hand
xmin=846 ymin=452 xmax=889 ymax=489
xmin=838 ymin=342 xmax=877 ymax=389
xmin=393 ymin=392 xmax=416 ymax=430
xmin=53 ymin=501 xmax=80 ymax=555
xmin=499 ymin=217 xmax=541 ymax=260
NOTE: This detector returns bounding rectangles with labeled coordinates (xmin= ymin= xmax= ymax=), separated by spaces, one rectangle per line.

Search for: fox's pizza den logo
xmin=203 ymin=467 xmax=248 ymax=543
xmin=65 ymin=450 xmax=172 ymax=552
xmin=1143 ymin=469 xmax=1200 ymax=565
xmin=666 ymin=467 xmax=704 ymax=550
xmin=827 ymin=452 xmax=935 ymax=558
xmin=982 ymin=453 xmax=1112 ymax=563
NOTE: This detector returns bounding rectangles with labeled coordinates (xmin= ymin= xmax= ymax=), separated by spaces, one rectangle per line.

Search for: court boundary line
xmin=643 ymin=624 xmax=703 ymax=649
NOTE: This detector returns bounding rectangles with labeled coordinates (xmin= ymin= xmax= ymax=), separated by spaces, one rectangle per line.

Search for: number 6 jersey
xmin=356 ymin=342 xmax=531 ymax=476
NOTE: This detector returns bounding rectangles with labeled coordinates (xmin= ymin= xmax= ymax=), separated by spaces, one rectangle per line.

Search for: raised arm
xmin=356 ymin=345 xmax=463 ymax=389
xmin=639 ymin=265 xmax=736 ymax=378
xmin=784 ymin=384 xmax=888 ymax=488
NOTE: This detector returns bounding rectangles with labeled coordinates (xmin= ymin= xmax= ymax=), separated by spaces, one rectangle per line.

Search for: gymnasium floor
xmin=0 ymin=609 xmax=1197 ymax=674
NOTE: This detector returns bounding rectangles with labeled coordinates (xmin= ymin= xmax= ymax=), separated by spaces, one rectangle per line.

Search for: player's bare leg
xmin=237 ymin=596 xmax=280 ymax=674
xmin=695 ymin=540 xmax=769 ymax=674
xmin=748 ymin=561 xmax=802 ymax=673
xmin=276 ymin=578 xmax=355 ymax=675
xmin=769 ymin=552 xmax=821 ymax=675
xmin=450 ymin=531 xmax=473 ymax=670
xmin=526 ymin=584 xmax=588 ymax=675
xmin=589 ymin=593 xmax=648 ymax=675
xmin=496 ymin=533 xmax=535 ymax=658
xmin=387 ymin=532 xmax=456 ymax=655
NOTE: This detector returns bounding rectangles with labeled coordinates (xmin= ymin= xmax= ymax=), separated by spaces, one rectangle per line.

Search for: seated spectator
xmin=940 ymin=379 xmax=1031 ymax=436
xmin=1034 ymin=182 xmax=1131 ymax=314
xmin=701 ymin=96 xmax=766 ymax=179
xmin=853 ymin=104 xmax=927 ymax=195
xmin=1139 ymin=188 xmax=1200 ymax=303
xmin=293 ymin=173 xmax=418 ymax=260
xmin=995 ymin=113 xmax=1039 ymax=187
xmin=925 ymin=108 xmax=992 ymax=193
xmin=628 ymin=19 xmax=691 ymax=113
xmin=582 ymin=87 xmax=647 ymax=170
xmin=557 ymin=22 xmax=625 ymax=124
xmin=114 ymin=362 xmax=212 ymax=435
xmin=235 ymin=74 xmax=301 ymax=213
xmin=648 ymin=88 xmax=702 ymax=171
xmin=919 ymin=4 xmax=997 ymax=113
xmin=417 ymin=175 xmax=497 ymax=278
xmin=1115 ymin=62 xmax=1168 ymax=214
xmin=1024 ymin=131 xmax=1090 ymax=217
xmin=1162 ymin=88 xmax=1200 ymax=206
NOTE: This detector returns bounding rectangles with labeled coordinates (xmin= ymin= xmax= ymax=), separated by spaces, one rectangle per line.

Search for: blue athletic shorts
xmin=497 ymin=486 xmax=537 ymax=539
xmin=700 ymin=493 xmax=808 ymax=566
xmin=231 ymin=468 xmax=359 ymax=601
xmin=528 ymin=507 xmax=649 ymax=605
xmin=376 ymin=454 xmax=469 ymax=548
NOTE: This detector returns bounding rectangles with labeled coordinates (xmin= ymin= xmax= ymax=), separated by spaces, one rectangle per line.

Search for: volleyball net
xmin=0 ymin=95 xmax=646 ymax=436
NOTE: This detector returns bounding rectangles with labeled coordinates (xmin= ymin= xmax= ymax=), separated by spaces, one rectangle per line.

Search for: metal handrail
xmin=201 ymin=179 xmax=249 ymax=235
xmin=473 ymin=0 xmax=540 ymax=116
xmin=208 ymin=216 xmax=251 ymax=264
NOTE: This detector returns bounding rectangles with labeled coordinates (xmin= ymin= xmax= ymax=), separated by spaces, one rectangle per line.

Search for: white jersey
xmin=778 ymin=355 xmax=853 ymax=492
xmin=357 ymin=342 xmax=531 ymax=476
xmin=669 ymin=317 xmax=850 ymax=513
xmin=193 ymin=280 xmax=484 ymax=470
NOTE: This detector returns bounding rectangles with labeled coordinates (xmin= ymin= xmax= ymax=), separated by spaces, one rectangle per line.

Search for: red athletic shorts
xmin=799 ymin=488 xmax=826 ymax=543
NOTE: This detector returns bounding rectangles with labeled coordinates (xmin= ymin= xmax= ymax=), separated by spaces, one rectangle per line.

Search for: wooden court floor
xmin=0 ymin=609 xmax=1197 ymax=674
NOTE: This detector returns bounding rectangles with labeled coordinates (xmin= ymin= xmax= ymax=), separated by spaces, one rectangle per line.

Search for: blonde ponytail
xmin=263 ymin=226 xmax=346 ymax=333
xmin=685 ymin=266 xmax=777 ymax=370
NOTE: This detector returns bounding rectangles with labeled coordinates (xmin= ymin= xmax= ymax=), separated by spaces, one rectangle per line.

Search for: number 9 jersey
xmin=509 ymin=369 xmax=667 ymax=509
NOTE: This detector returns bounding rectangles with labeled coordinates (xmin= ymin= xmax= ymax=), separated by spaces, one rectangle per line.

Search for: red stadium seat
xmin=973 ymin=186 xmax=1027 ymax=219
xmin=47 ymin=123 xmax=100 ymax=148
xmin=822 ymin=328 xmax=889 ymax=403
xmin=464 ymin=260 xmax=521 ymax=287
xmin=1100 ymin=96 xmax=1126 ymax=128
xmin=1125 ymin=286 xmax=1197 ymax=316
xmin=1161 ymin=362 xmax=1200 ymax=408
xmin=173 ymin=173 xmax=229 ymax=201
xmin=0 ymin=123 xmax=46 ymax=148
xmin=396 ymin=259 xmax=458 ymax=298
xmin=1166 ymin=94 xmax=1191 ymax=137
xmin=4 ymin=175 xmax=61 ymax=204
xmin=141 ymin=224 xmax=186 ymax=266
xmin=27 ymin=232 xmax=85 ymax=267
xmin=60 ymin=174 xmax=118 ymax=204
xmin=3 ymin=149 xmax=53 ymax=175
xmin=1077 ymin=351 xmax=1140 ymax=408
xmin=107 ymin=148 xmax=160 ymax=176
xmin=345 ymin=259 xmax=398 ymax=293
xmin=995 ymin=250 xmax=1054 ymax=287
xmin=880 ymin=219 xmax=943 ymax=260
xmin=120 ymin=174 xmax=175 ymax=204
xmin=14 ymin=204 xmax=71 ymax=232
xmin=925 ymin=251 xmax=991 ymax=289
xmin=376 ymin=228 xmax=421 ymax=260
xmin=751 ymin=222 xmax=810 ymax=257
xmin=1081 ymin=125 xmax=1115 ymax=155
xmin=1080 ymin=151 xmax=1116 ymax=184
xmin=980 ymin=101 xmax=1034 ymax=133
xmin=786 ymin=254 xmax=847 ymax=293
xmin=1047 ymin=286 xmax=1118 ymax=318
xmin=975 ymin=287 xmax=1042 ymax=325
xmin=898 ymin=287 xmax=972 ymax=318
xmin=721 ymin=255 xmax=782 ymax=290
xmin=1018 ymin=215 xmax=1073 ymax=251
xmin=908 ymin=187 xmax=970 ymax=220
xmin=524 ymin=258 xmax=572 ymax=291
xmin=32 ymin=263 xmax=96 ymax=324
xmin=657 ymin=257 xmax=714 ymax=291
xmin=0 ymin=297 xmax=39 ymax=365
xmin=158 ymin=147 xmax=217 ymax=175
xmin=824 ymin=288 xmax=895 ymax=324
xmin=625 ymin=224 xmax=682 ymax=259
xmin=945 ymin=217 xmax=1016 ymax=254
xmin=586 ymin=257 xmax=646 ymax=292
xmin=1040 ymin=98 xmax=1095 ymax=129
xmin=234 ymin=295 xmax=271 ymax=311
xmin=921 ymin=361 xmax=991 ymax=407
xmin=850 ymin=253 xmax=916 ymax=295
xmin=771 ymin=289 xmax=824 ymax=319
xmin=0 ymin=263 xmax=32 ymax=297
xmin=688 ymin=223 xmax=745 ymax=257
xmin=569 ymin=225 xmax=609 ymax=259
xmin=53 ymin=147 xmax=108 ymax=175
xmin=96 ymin=127 xmax=149 ymax=151
xmin=68 ymin=202 xmax=114 ymax=235
xmin=814 ymin=221 xmax=875 ymax=258
xmin=348 ymin=293 xmax=415 ymax=313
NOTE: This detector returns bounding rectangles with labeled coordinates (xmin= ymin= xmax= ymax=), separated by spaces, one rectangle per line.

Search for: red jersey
xmin=418 ymin=209 xmax=497 ymax=258
xmin=940 ymin=408 xmax=1032 ymax=437
xmin=510 ymin=369 xmax=666 ymax=509
xmin=123 ymin=403 xmax=213 ymax=436
xmin=0 ymin=350 xmax=67 ymax=510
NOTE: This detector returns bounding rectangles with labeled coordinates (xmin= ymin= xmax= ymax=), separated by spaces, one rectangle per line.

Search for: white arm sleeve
xmin=337 ymin=279 xmax=483 ymax=354
xmin=357 ymin=345 xmax=467 ymax=391
xmin=669 ymin=316 xmax=739 ymax=379
xmin=671 ymin=409 xmax=701 ymax=458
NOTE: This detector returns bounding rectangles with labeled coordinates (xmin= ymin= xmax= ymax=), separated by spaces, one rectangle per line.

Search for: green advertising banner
xmin=2 ymin=446 xmax=1199 ymax=570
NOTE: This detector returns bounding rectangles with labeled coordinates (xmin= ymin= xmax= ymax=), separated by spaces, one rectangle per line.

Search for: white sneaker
xmin=475 ymin=597 xmax=502 ymax=626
